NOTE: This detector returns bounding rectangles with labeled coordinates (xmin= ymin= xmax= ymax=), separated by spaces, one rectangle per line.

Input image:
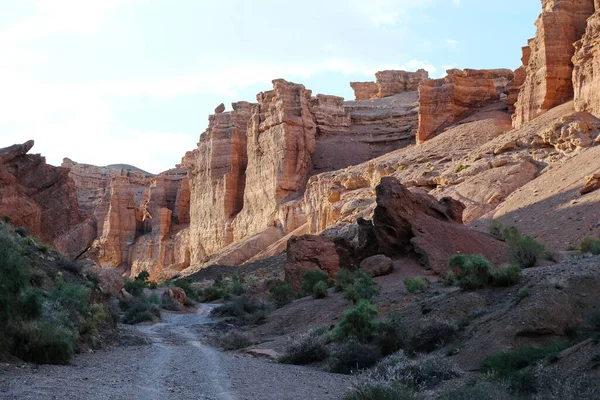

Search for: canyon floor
xmin=0 ymin=306 xmax=351 ymax=400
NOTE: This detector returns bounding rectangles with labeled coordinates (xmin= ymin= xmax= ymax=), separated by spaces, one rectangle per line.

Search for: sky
xmin=0 ymin=0 xmax=541 ymax=174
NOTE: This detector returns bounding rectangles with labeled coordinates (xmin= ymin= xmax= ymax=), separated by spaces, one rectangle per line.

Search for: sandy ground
xmin=0 ymin=305 xmax=352 ymax=400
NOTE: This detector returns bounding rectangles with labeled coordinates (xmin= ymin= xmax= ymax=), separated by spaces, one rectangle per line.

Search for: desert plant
xmin=488 ymin=220 xmax=507 ymax=241
xmin=279 ymin=327 xmax=329 ymax=365
xmin=454 ymin=164 xmax=468 ymax=173
xmin=332 ymin=300 xmax=379 ymax=343
xmin=442 ymin=271 xmax=457 ymax=287
xmin=174 ymin=277 xmax=199 ymax=300
xmin=219 ymin=332 xmax=252 ymax=350
xmin=580 ymin=237 xmax=600 ymax=255
xmin=480 ymin=343 xmax=570 ymax=378
xmin=231 ymin=282 xmax=246 ymax=296
xmin=506 ymin=232 xmax=545 ymax=269
xmin=409 ymin=319 xmax=458 ymax=353
xmin=437 ymin=379 xmax=510 ymax=400
xmin=124 ymin=278 xmax=147 ymax=297
xmin=345 ymin=382 xmax=419 ymax=400
xmin=335 ymin=268 xmax=356 ymax=292
xmin=312 ymin=280 xmax=329 ymax=299
xmin=328 ymin=339 xmax=381 ymax=374
xmin=344 ymin=271 xmax=380 ymax=304
xmin=404 ymin=277 xmax=430 ymax=293
xmin=135 ymin=270 xmax=150 ymax=282
xmin=122 ymin=294 xmax=161 ymax=324
xmin=449 ymin=254 xmax=494 ymax=290
xmin=11 ymin=322 xmax=74 ymax=365
xmin=301 ymin=271 xmax=330 ymax=295
xmin=377 ymin=312 xmax=408 ymax=356
xmin=199 ymin=284 xmax=226 ymax=302
xmin=492 ymin=264 xmax=521 ymax=287
xmin=211 ymin=296 xmax=271 ymax=325
xmin=268 ymin=282 xmax=294 ymax=307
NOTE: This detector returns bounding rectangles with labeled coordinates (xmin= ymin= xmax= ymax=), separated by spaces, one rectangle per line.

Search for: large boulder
xmin=284 ymin=234 xmax=340 ymax=291
xmin=372 ymin=177 xmax=507 ymax=274
xmin=359 ymin=255 xmax=394 ymax=277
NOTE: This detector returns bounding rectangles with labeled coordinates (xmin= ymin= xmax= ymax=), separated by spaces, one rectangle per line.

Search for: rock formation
xmin=573 ymin=1 xmax=600 ymax=117
xmin=372 ymin=177 xmax=507 ymax=273
xmin=513 ymin=0 xmax=595 ymax=128
xmin=284 ymin=234 xmax=340 ymax=291
xmin=0 ymin=141 xmax=89 ymax=258
xmin=417 ymin=69 xmax=514 ymax=143
xmin=63 ymin=160 xmax=190 ymax=279
xmin=350 ymin=69 xmax=429 ymax=100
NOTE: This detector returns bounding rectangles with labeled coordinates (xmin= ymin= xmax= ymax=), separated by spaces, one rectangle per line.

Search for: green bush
xmin=200 ymin=285 xmax=226 ymax=302
xmin=437 ymin=380 xmax=510 ymax=400
xmin=335 ymin=268 xmax=356 ymax=292
xmin=581 ymin=237 xmax=600 ymax=255
xmin=12 ymin=322 xmax=74 ymax=365
xmin=268 ymin=282 xmax=294 ymax=307
xmin=404 ymin=277 xmax=430 ymax=293
xmin=442 ymin=271 xmax=457 ymax=287
xmin=332 ymin=300 xmax=379 ymax=343
xmin=312 ymin=280 xmax=329 ymax=299
xmin=344 ymin=271 xmax=380 ymax=304
xmin=480 ymin=343 xmax=570 ymax=378
xmin=49 ymin=275 xmax=91 ymax=316
xmin=328 ymin=339 xmax=381 ymax=374
xmin=124 ymin=278 xmax=147 ymax=297
xmin=123 ymin=294 xmax=161 ymax=324
xmin=492 ymin=264 xmax=521 ymax=287
xmin=506 ymin=232 xmax=545 ymax=269
xmin=231 ymin=282 xmax=246 ymax=296
xmin=211 ymin=296 xmax=271 ymax=325
xmin=488 ymin=220 xmax=507 ymax=241
xmin=449 ymin=254 xmax=494 ymax=290
xmin=301 ymin=271 xmax=329 ymax=295
xmin=21 ymin=290 xmax=43 ymax=319
xmin=279 ymin=327 xmax=329 ymax=365
xmin=174 ymin=277 xmax=198 ymax=300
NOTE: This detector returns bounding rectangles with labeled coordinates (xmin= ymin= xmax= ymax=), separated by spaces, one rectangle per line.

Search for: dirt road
xmin=0 ymin=306 xmax=351 ymax=399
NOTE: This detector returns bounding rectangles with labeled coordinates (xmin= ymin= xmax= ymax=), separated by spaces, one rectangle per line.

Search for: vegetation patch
xmin=211 ymin=296 xmax=271 ymax=325
xmin=268 ymin=282 xmax=294 ymax=308
xmin=404 ymin=277 xmax=430 ymax=294
xmin=448 ymin=254 xmax=520 ymax=290
xmin=279 ymin=326 xmax=329 ymax=365
xmin=580 ymin=237 xmax=600 ymax=255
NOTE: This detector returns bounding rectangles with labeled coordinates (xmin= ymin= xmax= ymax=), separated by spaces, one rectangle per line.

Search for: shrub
xmin=12 ymin=322 xmax=74 ymax=365
xmin=437 ymin=380 xmax=510 ymax=400
xmin=268 ymin=282 xmax=294 ymax=307
xmin=312 ymin=280 xmax=329 ymax=299
xmin=123 ymin=295 xmax=161 ymax=324
xmin=200 ymin=285 xmax=226 ymax=302
xmin=506 ymin=233 xmax=545 ymax=269
xmin=332 ymin=300 xmax=379 ymax=343
xmin=492 ymin=264 xmax=521 ymax=287
xmin=480 ymin=343 xmax=570 ymax=378
xmin=124 ymin=278 xmax=147 ymax=297
xmin=335 ymin=268 xmax=356 ymax=292
xmin=219 ymin=332 xmax=252 ymax=350
xmin=231 ymin=282 xmax=246 ymax=296
xmin=454 ymin=164 xmax=468 ymax=173
xmin=404 ymin=277 xmax=430 ymax=294
xmin=301 ymin=271 xmax=329 ymax=295
xmin=345 ymin=382 xmax=419 ymax=400
xmin=174 ymin=277 xmax=198 ymax=300
xmin=449 ymin=254 xmax=494 ymax=290
xmin=488 ymin=220 xmax=506 ymax=241
xmin=21 ymin=290 xmax=43 ymax=319
xmin=328 ymin=339 xmax=381 ymax=374
xmin=135 ymin=270 xmax=150 ymax=282
xmin=48 ymin=275 xmax=91 ymax=316
xmin=580 ymin=237 xmax=600 ymax=255
xmin=344 ymin=271 xmax=380 ymax=304
xmin=211 ymin=296 xmax=271 ymax=325
xmin=442 ymin=271 xmax=457 ymax=287
xmin=377 ymin=312 xmax=408 ymax=356
xmin=410 ymin=319 xmax=457 ymax=353
xmin=279 ymin=327 xmax=329 ymax=365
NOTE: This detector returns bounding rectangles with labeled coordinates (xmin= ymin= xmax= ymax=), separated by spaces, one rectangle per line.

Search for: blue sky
xmin=0 ymin=0 xmax=540 ymax=173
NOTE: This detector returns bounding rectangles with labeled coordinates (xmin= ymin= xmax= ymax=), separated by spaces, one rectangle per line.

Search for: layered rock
xmin=573 ymin=1 xmax=600 ymax=117
xmin=0 ymin=141 xmax=87 ymax=258
xmin=284 ymin=234 xmax=340 ymax=291
xmin=417 ymin=69 xmax=514 ymax=143
xmin=505 ymin=45 xmax=531 ymax=113
xmin=350 ymin=69 xmax=429 ymax=100
xmin=64 ymin=160 xmax=190 ymax=279
xmin=349 ymin=82 xmax=379 ymax=101
xmin=514 ymin=0 xmax=595 ymax=128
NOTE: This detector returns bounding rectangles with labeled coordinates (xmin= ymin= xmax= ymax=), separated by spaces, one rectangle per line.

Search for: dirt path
xmin=0 ymin=306 xmax=352 ymax=400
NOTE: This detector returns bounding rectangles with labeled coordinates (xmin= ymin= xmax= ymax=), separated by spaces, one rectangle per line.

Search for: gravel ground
xmin=0 ymin=305 xmax=352 ymax=400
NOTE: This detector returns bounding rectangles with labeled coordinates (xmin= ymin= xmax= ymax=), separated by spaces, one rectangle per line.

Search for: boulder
xmin=161 ymin=287 xmax=187 ymax=311
xmin=372 ymin=177 xmax=507 ymax=274
xmin=284 ymin=234 xmax=340 ymax=291
xmin=87 ymin=266 xmax=124 ymax=297
xmin=580 ymin=173 xmax=600 ymax=195
xmin=359 ymin=254 xmax=394 ymax=277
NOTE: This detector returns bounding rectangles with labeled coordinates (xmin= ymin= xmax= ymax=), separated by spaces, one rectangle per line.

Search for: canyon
xmin=2 ymin=0 xmax=600 ymax=282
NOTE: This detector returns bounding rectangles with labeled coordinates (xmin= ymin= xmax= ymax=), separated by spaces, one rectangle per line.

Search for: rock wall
xmin=573 ymin=0 xmax=600 ymax=117
xmin=417 ymin=69 xmax=513 ymax=143
xmin=350 ymin=69 xmax=429 ymax=100
xmin=513 ymin=0 xmax=595 ymax=128
xmin=0 ymin=141 xmax=87 ymax=258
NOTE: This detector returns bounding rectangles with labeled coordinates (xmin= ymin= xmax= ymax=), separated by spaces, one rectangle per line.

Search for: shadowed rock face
xmin=284 ymin=234 xmax=340 ymax=291
xmin=417 ymin=69 xmax=513 ymax=143
xmin=0 ymin=141 xmax=86 ymax=258
xmin=513 ymin=0 xmax=595 ymax=128
xmin=372 ymin=177 xmax=507 ymax=273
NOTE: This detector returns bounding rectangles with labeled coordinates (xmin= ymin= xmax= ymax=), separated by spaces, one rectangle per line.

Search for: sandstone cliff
xmin=417 ymin=69 xmax=513 ymax=143
xmin=573 ymin=0 xmax=600 ymax=117
xmin=513 ymin=0 xmax=595 ymax=128
xmin=350 ymin=69 xmax=429 ymax=100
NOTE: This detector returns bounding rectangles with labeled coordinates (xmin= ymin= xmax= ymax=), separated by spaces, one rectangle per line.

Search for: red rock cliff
xmin=573 ymin=0 xmax=600 ymax=117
